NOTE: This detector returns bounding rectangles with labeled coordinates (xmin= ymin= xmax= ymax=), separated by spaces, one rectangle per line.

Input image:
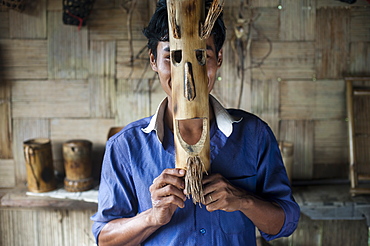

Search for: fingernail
xmin=179 ymin=169 xmax=185 ymax=175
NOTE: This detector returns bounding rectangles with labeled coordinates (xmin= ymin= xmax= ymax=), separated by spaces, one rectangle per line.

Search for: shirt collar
xmin=141 ymin=95 xmax=242 ymax=143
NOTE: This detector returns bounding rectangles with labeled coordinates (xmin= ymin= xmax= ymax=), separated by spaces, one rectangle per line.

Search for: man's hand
xmin=148 ymin=168 xmax=187 ymax=225
xmin=201 ymin=173 xmax=285 ymax=235
xmin=201 ymin=173 xmax=250 ymax=212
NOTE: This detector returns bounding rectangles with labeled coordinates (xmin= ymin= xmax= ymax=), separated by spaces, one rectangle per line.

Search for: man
xmin=91 ymin=1 xmax=300 ymax=245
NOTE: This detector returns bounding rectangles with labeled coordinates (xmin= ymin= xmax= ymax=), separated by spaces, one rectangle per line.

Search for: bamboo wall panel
xmin=0 ymin=11 xmax=9 ymax=38
xmin=251 ymin=42 xmax=315 ymax=80
xmin=350 ymin=42 xmax=370 ymax=75
xmin=116 ymin=40 xmax=155 ymax=79
xmin=280 ymin=80 xmax=345 ymax=120
xmin=353 ymin=94 xmax=370 ymax=175
xmin=213 ymin=42 xmax=252 ymax=111
xmin=0 ymin=39 xmax=47 ymax=80
xmin=279 ymin=120 xmax=314 ymax=180
xmin=313 ymin=120 xmax=349 ymax=179
xmin=12 ymin=80 xmax=90 ymax=118
xmin=251 ymin=8 xmax=280 ymax=41
xmin=90 ymin=41 xmax=116 ymax=77
xmin=0 ymin=80 xmax=12 ymax=159
xmin=88 ymin=8 xmax=147 ymax=41
xmin=90 ymin=41 xmax=116 ymax=118
xmin=12 ymin=118 xmax=49 ymax=183
xmin=9 ymin=0 xmax=46 ymax=39
xmin=279 ymin=0 xmax=315 ymax=41
xmin=48 ymin=12 xmax=89 ymax=79
xmin=251 ymin=79 xmax=280 ymax=136
xmin=89 ymin=77 xmax=116 ymax=119
xmin=116 ymin=78 xmax=166 ymax=127
xmin=350 ymin=8 xmax=370 ymax=42
xmin=47 ymin=0 xmax=62 ymax=11
xmin=317 ymin=0 xmax=370 ymax=8
xmin=0 ymin=208 xmax=96 ymax=246
xmin=250 ymin=1 xmax=280 ymax=8
xmin=315 ymin=8 xmax=350 ymax=79
xmin=0 ymin=160 xmax=15 ymax=187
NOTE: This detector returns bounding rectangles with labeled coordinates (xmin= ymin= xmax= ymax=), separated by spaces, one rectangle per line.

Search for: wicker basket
xmin=63 ymin=0 xmax=95 ymax=28
xmin=1 ymin=0 xmax=27 ymax=12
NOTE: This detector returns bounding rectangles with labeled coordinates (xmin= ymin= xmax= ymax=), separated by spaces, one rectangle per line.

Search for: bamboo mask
xmin=167 ymin=0 xmax=224 ymax=204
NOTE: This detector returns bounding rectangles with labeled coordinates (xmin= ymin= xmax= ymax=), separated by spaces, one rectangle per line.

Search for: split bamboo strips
xmin=313 ymin=120 xmax=349 ymax=179
xmin=251 ymin=8 xmax=280 ymax=41
xmin=0 ymin=11 xmax=9 ymax=38
xmin=249 ymin=1 xmax=279 ymax=8
xmin=251 ymin=42 xmax=315 ymax=80
xmin=349 ymin=42 xmax=370 ymax=74
xmin=0 ymin=159 xmax=15 ymax=187
xmin=0 ymin=208 xmax=96 ymax=246
xmin=350 ymin=8 xmax=370 ymax=43
xmin=88 ymin=9 xmax=146 ymax=41
xmin=317 ymin=0 xmax=370 ymax=8
xmin=12 ymin=80 xmax=90 ymax=118
xmin=48 ymin=11 xmax=89 ymax=79
xmin=47 ymin=0 xmax=62 ymax=10
xmin=280 ymin=80 xmax=345 ymax=120
xmin=116 ymin=40 xmax=155 ymax=79
xmin=353 ymin=93 xmax=370 ymax=177
xmin=279 ymin=0 xmax=316 ymax=41
xmin=9 ymin=0 xmax=47 ymax=39
xmin=89 ymin=77 xmax=116 ymax=118
xmin=0 ymin=80 xmax=12 ymax=159
xmin=213 ymin=41 xmax=252 ymax=111
xmin=90 ymin=41 xmax=116 ymax=77
xmin=315 ymin=8 xmax=350 ymax=79
xmin=116 ymin=78 xmax=166 ymax=126
xmin=251 ymin=79 xmax=279 ymax=136
xmin=0 ymin=39 xmax=47 ymax=80
xmin=89 ymin=41 xmax=117 ymax=118
xmin=279 ymin=120 xmax=314 ymax=180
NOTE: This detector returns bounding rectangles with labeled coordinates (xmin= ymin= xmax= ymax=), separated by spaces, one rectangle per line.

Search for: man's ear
xmin=149 ymin=51 xmax=158 ymax=72
xmin=217 ymin=49 xmax=223 ymax=67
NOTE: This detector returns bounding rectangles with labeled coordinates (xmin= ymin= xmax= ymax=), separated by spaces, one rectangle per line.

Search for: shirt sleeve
xmin=90 ymin=138 xmax=138 ymax=244
xmin=256 ymin=123 xmax=300 ymax=241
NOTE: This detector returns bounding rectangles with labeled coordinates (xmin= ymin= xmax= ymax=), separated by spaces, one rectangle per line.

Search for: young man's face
xmin=149 ymin=35 xmax=223 ymax=100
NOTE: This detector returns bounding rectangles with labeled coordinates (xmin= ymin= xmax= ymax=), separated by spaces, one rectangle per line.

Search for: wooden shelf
xmin=0 ymin=185 xmax=97 ymax=210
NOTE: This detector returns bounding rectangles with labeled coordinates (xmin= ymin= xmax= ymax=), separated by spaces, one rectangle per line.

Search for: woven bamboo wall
xmin=0 ymin=0 xmax=370 ymax=187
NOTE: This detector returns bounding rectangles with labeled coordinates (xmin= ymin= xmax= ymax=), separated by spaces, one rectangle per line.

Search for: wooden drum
xmin=63 ymin=139 xmax=94 ymax=192
xmin=23 ymin=138 xmax=57 ymax=193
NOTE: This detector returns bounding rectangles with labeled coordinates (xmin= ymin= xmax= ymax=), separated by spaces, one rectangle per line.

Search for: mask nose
xmin=184 ymin=62 xmax=196 ymax=101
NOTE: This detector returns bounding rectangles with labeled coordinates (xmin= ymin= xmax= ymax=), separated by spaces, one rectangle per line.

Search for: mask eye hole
xmin=195 ymin=49 xmax=206 ymax=66
xmin=171 ymin=50 xmax=182 ymax=66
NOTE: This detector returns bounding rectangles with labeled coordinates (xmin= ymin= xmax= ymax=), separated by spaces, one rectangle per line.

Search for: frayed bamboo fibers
xmin=201 ymin=0 xmax=224 ymax=39
xmin=185 ymin=156 xmax=207 ymax=204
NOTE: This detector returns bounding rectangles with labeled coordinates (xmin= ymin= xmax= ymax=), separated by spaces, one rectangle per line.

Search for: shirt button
xmin=199 ymin=228 xmax=206 ymax=234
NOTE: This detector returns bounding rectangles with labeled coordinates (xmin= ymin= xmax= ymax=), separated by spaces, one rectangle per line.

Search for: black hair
xmin=143 ymin=0 xmax=226 ymax=59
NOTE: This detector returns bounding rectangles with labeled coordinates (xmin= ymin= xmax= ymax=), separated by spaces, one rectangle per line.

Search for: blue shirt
xmin=91 ymin=96 xmax=300 ymax=245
